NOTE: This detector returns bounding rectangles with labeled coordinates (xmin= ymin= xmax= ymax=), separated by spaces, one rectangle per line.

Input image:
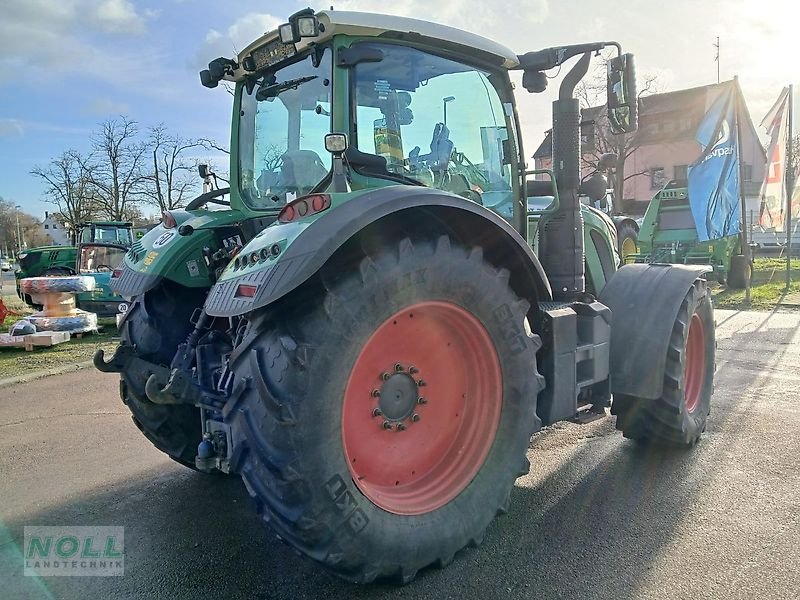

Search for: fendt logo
xmin=24 ymin=526 xmax=124 ymax=577
xmin=702 ymin=120 xmax=734 ymax=163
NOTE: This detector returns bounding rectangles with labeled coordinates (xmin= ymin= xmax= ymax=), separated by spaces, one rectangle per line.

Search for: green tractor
xmin=95 ymin=10 xmax=715 ymax=583
xmin=630 ymin=182 xmax=751 ymax=288
xmin=17 ymin=221 xmax=133 ymax=313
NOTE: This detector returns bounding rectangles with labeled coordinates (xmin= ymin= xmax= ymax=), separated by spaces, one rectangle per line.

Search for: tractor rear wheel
xmin=612 ymin=279 xmax=714 ymax=446
xmin=119 ymin=282 xmax=205 ymax=468
xmin=726 ymin=254 xmax=751 ymax=289
xmin=224 ymin=236 xmax=543 ymax=583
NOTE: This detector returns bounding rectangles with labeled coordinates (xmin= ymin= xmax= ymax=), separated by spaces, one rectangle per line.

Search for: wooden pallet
xmin=0 ymin=331 xmax=71 ymax=351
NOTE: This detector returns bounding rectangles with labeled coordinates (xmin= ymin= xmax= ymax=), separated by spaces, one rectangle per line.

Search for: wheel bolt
xmin=394 ymin=363 xmax=403 ymax=372
xmin=409 ymin=366 xmax=418 ymax=374
xmin=381 ymin=372 xmax=390 ymax=381
xmin=371 ymin=389 xmax=381 ymax=398
xmin=417 ymin=397 xmax=427 ymax=405
xmin=396 ymin=423 xmax=406 ymax=431
xmin=417 ymin=380 xmax=426 ymax=387
xmin=411 ymin=414 xmax=420 ymax=422
xmin=372 ymin=408 xmax=383 ymax=417
xmin=383 ymin=420 xmax=392 ymax=430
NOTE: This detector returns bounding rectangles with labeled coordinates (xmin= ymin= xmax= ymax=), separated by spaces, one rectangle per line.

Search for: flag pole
xmin=786 ymin=84 xmax=794 ymax=290
xmin=734 ymin=77 xmax=752 ymax=303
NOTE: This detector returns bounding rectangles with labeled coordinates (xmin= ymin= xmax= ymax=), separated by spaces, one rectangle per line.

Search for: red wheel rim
xmin=342 ymin=301 xmax=502 ymax=515
xmin=683 ymin=313 xmax=706 ymax=413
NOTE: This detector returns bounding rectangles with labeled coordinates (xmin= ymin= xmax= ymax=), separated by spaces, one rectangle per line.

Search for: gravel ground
xmin=0 ymin=308 xmax=799 ymax=599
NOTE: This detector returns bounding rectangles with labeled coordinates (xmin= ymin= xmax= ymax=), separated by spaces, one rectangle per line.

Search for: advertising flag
xmin=687 ymin=83 xmax=741 ymax=241
xmin=758 ymin=87 xmax=790 ymax=230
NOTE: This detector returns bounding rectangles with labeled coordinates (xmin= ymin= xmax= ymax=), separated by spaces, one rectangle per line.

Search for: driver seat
xmin=280 ymin=150 xmax=328 ymax=194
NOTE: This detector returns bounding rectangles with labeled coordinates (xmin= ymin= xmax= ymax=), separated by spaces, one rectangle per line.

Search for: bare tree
xmin=90 ymin=117 xmax=147 ymax=220
xmin=30 ymin=150 xmax=98 ymax=242
xmin=576 ymin=69 xmax=660 ymax=207
xmin=143 ymin=125 xmax=206 ymax=212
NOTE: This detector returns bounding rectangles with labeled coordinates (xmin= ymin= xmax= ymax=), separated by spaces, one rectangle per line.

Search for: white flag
xmin=758 ymin=87 xmax=790 ymax=230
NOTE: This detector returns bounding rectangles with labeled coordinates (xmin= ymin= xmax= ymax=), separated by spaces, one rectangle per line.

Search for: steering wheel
xmin=96 ymin=265 xmax=113 ymax=272
xmin=185 ymin=187 xmax=231 ymax=210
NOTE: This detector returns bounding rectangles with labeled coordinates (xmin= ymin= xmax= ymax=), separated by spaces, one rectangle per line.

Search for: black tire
xmin=616 ymin=221 xmax=639 ymax=264
xmin=44 ymin=266 xmax=76 ymax=276
xmin=727 ymin=254 xmax=751 ymax=289
xmin=224 ymin=236 xmax=543 ymax=583
xmin=612 ymin=279 xmax=715 ymax=446
xmin=119 ymin=282 xmax=206 ymax=468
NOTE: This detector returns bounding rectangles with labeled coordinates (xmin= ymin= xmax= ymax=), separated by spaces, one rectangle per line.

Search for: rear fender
xmin=204 ymin=186 xmax=552 ymax=317
xmin=110 ymin=210 xmax=243 ymax=298
xmin=599 ymin=263 xmax=711 ymax=399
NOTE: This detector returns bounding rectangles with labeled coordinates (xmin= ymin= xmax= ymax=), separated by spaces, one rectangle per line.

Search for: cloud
xmin=91 ymin=0 xmax=146 ymax=33
xmin=87 ymin=98 xmax=131 ymax=116
xmin=0 ymin=0 xmax=154 ymax=85
xmin=194 ymin=13 xmax=283 ymax=68
xmin=0 ymin=119 xmax=25 ymax=137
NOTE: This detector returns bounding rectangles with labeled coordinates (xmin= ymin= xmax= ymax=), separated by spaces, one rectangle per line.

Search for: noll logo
xmin=24 ymin=526 xmax=124 ymax=577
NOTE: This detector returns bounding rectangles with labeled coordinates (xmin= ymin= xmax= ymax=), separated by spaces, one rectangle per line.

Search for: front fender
xmin=204 ymin=186 xmax=552 ymax=317
xmin=110 ymin=210 xmax=243 ymax=297
xmin=599 ymin=263 xmax=711 ymax=399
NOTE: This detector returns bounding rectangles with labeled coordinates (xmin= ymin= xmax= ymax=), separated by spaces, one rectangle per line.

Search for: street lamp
xmin=442 ymin=96 xmax=455 ymax=126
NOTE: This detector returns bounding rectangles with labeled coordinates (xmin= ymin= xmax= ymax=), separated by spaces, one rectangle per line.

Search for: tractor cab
xmin=75 ymin=221 xmax=133 ymax=316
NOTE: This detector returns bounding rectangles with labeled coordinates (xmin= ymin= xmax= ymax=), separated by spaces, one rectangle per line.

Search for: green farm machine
xmin=16 ymin=221 xmax=133 ymax=314
xmin=630 ymin=182 xmax=751 ymax=288
xmin=95 ymin=10 xmax=716 ymax=583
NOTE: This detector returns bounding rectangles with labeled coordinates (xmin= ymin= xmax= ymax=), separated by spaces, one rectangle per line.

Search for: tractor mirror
xmin=578 ymin=172 xmax=608 ymax=202
xmin=607 ymin=53 xmax=638 ymax=135
xmin=198 ymin=164 xmax=210 ymax=179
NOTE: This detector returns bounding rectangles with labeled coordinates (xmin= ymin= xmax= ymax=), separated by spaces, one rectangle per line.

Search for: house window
xmin=650 ymin=167 xmax=666 ymax=189
xmin=674 ymin=164 xmax=688 ymax=184
xmin=743 ymin=163 xmax=753 ymax=183
xmin=44 ymin=224 xmax=49 ymax=230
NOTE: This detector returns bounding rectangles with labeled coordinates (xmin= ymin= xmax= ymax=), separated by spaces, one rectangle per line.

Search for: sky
xmin=1 ymin=0 xmax=798 ymax=219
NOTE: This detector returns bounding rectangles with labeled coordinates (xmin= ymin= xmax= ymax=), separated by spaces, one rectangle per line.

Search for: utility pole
xmin=786 ymin=84 xmax=795 ymax=290
xmin=14 ymin=205 xmax=24 ymax=252
xmin=713 ymin=37 xmax=720 ymax=84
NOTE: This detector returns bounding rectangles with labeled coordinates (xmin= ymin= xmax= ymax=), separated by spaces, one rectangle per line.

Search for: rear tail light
xmin=278 ymin=194 xmax=331 ymax=223
xmin=112 ymin=269 xmax=122 ymax=279
xmin=235 ymin=284 xmax=258 ymax=298
xmin=162 ymin=211 xmax=177 ymax=228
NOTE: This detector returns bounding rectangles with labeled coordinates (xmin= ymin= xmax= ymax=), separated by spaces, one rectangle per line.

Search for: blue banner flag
xmin=687 ymin=83 xmax=741 ymax=241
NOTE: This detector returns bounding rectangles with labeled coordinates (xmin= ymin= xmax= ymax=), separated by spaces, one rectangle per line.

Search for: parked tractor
xmin=95 ymin=10 xmax=715 ymax=584
xmin=630 ymin=181 xmax=751 ymax=288
xmin=17 ymin=221 xmax=133 ymax=314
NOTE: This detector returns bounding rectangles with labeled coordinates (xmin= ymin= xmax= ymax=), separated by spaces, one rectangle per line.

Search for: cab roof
xmin=234 ymin=10 xmax=520 ymax=78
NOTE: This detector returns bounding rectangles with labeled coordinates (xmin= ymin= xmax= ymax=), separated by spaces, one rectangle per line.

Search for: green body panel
xmin=16 ymin=245 xmax=77 ymax=279
xmin=120 ymin=209 xmax=245 ymax=288
xmin=527 ymin=204 xmax=619 ymax=294
xmin=632 ymin=184 xmax=739 ymax=280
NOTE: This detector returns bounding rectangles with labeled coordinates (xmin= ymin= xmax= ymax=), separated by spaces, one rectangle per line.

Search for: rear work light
xmin=278 ymin=194 xmax=331 ymax=223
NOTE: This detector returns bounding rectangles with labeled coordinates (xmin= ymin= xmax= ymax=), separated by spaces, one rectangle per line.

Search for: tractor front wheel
xmin=612 ymin=279 xmax=715 ymax=446
xmin=224 ymin=236 xmax=543 ymax=583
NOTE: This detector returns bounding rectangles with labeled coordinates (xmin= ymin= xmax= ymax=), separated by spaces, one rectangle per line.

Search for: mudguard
xmin=204 ymin=186 xmax=552 ymax=317
xmin=599 ymin=263 xmax=711 ymax=399
xmin=110 ymin=209 xmax=243 ymax=298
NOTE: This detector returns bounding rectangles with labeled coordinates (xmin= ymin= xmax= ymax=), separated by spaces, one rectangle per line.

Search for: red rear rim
xmin=342 ymin=301 xmax=502 ymax=515
xmin=683 ymin=313 xmax=706 ymax=414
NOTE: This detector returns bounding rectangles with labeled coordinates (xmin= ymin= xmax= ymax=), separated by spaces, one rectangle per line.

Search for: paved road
xmin=1 ymin=309 xmax=799 ymax=599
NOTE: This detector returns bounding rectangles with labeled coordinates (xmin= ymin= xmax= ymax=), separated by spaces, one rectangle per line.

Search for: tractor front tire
xmin=119 ymin=282 xmax=205 ymax=468
xmin=612 ymin=279 xmax=714 ymax=446
xmin=224 ymin=236 xmax=543 ymax=583
xmin=617 ymin=222 xmax=639 ymax=264
xmin=727 ymin=254 xmax=751 ymax=289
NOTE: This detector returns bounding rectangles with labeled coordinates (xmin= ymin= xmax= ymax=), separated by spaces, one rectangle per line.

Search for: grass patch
xmin=712 ymin=257 xmax=800 ymax=311
xmin=1 ymin=295 xmax=119 ymax=380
